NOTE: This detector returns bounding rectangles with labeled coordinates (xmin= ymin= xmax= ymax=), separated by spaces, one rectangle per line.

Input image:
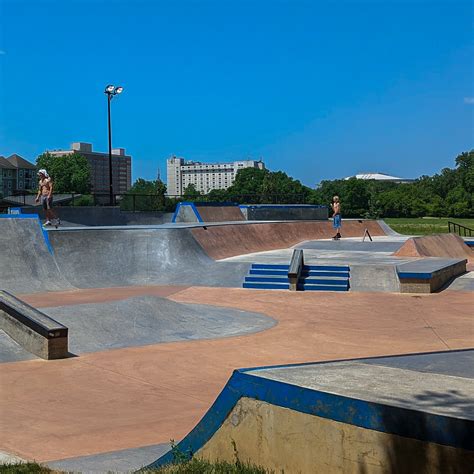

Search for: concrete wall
xmin=241 ymin=205 xmax=328 ymax=221
xmin=197 ymin=397 xmax=474 ymax=474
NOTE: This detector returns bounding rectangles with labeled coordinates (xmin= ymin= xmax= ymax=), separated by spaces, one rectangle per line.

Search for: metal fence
xmin=2 ymin=192 xmax=309 ymax=213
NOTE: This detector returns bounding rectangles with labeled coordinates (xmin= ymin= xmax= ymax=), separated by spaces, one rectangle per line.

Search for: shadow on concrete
xmin=369 ymin=389 xmax=474 ymax=474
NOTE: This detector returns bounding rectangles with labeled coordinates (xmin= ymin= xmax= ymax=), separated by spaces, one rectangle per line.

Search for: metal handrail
xmin=448 ymin=221 xmax=473 ymax=237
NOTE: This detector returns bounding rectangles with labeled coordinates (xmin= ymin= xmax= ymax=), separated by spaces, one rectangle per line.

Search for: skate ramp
xmin=43 ymin=295 xmax=275 ymax=354
xmin=240 ymin=204 xmax=328 ymax=221
xmin=0 ymin=216 xmax=73 ymax=293
xmin=192 ymin=220 xmax=386 ymax=259
xmin=150 ymin=351 xmax=474 ymax=473
xmin=48 ymin=227 xmax=250 ymax=288
xmin=394 ymin=234 xmax=473 ymax=262
xmin=172 ymin=202 xmax=245 ymax=223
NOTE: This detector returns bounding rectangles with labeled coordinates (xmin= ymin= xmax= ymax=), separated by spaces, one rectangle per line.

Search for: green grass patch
xmin=0 ymin=463 xmax=55 ymax=473
xmin=142 ymin=458 xmax=272 ymax=473
xmin=384 ymin=218 xmax=474 ymax=236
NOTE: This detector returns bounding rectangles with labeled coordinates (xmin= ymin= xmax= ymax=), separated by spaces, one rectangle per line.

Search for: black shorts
xmin=41 ymin=196 xmax=53 ymax=210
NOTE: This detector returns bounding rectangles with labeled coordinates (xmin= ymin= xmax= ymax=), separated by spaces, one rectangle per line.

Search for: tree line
xmin=34 ymin=150 xmax=473 ymax=218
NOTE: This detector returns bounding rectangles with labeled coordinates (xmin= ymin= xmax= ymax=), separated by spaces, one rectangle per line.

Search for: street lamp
xmin=104 ymin=84 xmax=124 ymax=205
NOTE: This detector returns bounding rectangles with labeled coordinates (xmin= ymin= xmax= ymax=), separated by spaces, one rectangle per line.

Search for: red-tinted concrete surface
xmin=18 ymin=285 xmax=188 ymax=308
xmin=192 ymin=220 xmax=386 ymax=259
xmin=394 ymin=233 xmax=473 ymax=262
xmin=1 ymin=287 xmax=473 ymax=462
xmin=196 ymin=206 xmax=245 ymax=222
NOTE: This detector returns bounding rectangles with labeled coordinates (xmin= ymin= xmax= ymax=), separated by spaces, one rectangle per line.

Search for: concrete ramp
xmin=48 ymin=227 xmax=249 ymax=288
xmin=149 ymin=351 xmax=474 ymax=472
xmin=394 ymin=233 xmax=473 ymax=261
xmin=172 ymin=202 xmax=245 ymax=223
xmin=0 ymin=216 xmax=72 ymax=293
xmin=192 ymin=220 xmax=387 ymax=259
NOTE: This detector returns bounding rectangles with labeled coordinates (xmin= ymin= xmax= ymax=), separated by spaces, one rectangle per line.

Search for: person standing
xmin=35 ymin=169 xmax=60 ymax=227
xmin=331 ymin=195 xmax=341 ymax=240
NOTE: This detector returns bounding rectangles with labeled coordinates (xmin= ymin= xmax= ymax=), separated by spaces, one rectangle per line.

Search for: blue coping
xmin=0 ymin=213 xmax=53 ymax=254
xmin=239 ymin=204 xmax=327 ymax=209
xmin=171 ymin=202 xmax=203 ymax=223
xmin=397 ymin=259 xmax=466 ymax=280
xmin=147 ymin=363 xmax=473 ymax=467
xmin=465 ymin=240 xmax=474 ymax=247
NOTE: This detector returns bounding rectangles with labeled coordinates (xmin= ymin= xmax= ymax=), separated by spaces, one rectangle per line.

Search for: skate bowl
xmin=393 ymin=233 xmax=473 ymax=262
xmin=149 ymin=351 xmax=474 ymax=473
xmin=191 ymin=220 xmax=386 ymax=259
xmin=0 ymin=216 xmax=251 ymax=293
xmin=172 ymin=202 xmax=245 ymax=223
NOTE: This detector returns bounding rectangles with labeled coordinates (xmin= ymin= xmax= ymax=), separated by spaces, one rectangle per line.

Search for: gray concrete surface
xmin=47 ymin=442 xmax=171 ymax=473
xmin=0 ymin=218 xmax=73 ymax=293
xmin=44 ymin=296 xmax=276 ymax=354
xmin=0 ymin=330 xmax=36 ymax=362
xmin=446 ymin=271 xmax=474 ymax=291
xmin=252 ymin=350 xmax=474 ymax=419
xmin=361 ymin=350 xmax=474 ymax=379
xmin=48 ymin=227 xmax=250 ymax=289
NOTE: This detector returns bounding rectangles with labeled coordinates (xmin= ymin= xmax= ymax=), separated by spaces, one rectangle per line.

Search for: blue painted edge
xmin=171 ymin=202 xmax=181 ymax=223
xmin=397 ymin=272 xmax=432 ymax=280
xmin=0 ymin=214 xmax=53 ymax=254
xmin=147 ymin=366 xmax=473 ymax=468
xmin=171 ymin=202 xmax=204 ymax=223
xmin=239 ymin=204 xmax=327 ymax=209
xmin=465 ymin=240 xmax=474 ymax=247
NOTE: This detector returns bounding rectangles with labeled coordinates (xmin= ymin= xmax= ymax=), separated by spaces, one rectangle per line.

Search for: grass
xmin=0 ymin=459 xmax=273 ymax=474
xmin=0 ymin=464 xmax=56 ymax=473
xmin=384 ymin=217 xmax=474 ymax=236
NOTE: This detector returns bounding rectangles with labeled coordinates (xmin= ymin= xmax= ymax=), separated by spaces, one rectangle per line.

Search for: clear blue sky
xmin=0 ymin=0 xmax=473 ymax=187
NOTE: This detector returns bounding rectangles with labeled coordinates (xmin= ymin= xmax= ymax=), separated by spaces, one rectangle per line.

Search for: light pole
xmin=104 ymin=84 xmax=124 ymax=205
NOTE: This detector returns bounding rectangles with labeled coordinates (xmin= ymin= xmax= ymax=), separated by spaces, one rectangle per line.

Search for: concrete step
xmin=251 ymin=264 xmax=290 ymax=270
xmin=300 ymin=278 xmax=349 ymax=286
xmin=302 ymin=270 xmax=350 ymax=278
xmin=243 ymin=282 xmax=290 ymax=290
xmin=245 ymin=276 xmax=289 ymax=283
xmin=303 ymin=265 xmax=350 ymax=272
xmin=298 ymin=284 xmax=349 ymax=291
xmin=249 ymin=269 xmax=289 ymax=276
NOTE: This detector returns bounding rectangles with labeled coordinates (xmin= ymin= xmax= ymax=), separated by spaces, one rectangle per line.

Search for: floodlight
xmin=115 ymin=86 xmax=124 ymax=94
xmin=105 ymin=84 xmax=115 ymax=93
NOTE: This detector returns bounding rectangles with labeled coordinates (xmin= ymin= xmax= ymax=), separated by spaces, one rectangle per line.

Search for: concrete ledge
xmin=0 ymin=290 xmax=68 ymax=359
xmin=397 ymin=259 xmax=467 ymax=293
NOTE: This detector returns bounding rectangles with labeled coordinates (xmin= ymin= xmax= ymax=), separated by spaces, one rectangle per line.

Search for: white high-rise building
xmin=167 ymin=156 xmax=265 ymax=196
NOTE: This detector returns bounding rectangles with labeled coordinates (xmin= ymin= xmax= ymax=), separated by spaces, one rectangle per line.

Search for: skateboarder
xmin=35 ymin=169 xmax=60 ymax=227
xmin=331 ymin=195 xmax=341 ymax=240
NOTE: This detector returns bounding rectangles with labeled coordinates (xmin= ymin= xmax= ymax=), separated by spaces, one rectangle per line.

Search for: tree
xmin=183 ymin=184 xmax=201 ymax=201
xmin=36 ymin=152 xmax=91 ymax=194
xmin=121 ymin=178 xmax=167 ymax=211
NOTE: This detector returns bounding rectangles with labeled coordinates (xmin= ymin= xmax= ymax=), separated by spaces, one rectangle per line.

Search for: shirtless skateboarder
xmin=331 ymin=195 xmax=341 ymax=240
xmin=35 ymin=169 xmax=60 ymax=227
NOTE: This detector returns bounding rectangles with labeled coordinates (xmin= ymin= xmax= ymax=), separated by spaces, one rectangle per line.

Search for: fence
xmin=1 ymin=192 xmax=309 ymax=213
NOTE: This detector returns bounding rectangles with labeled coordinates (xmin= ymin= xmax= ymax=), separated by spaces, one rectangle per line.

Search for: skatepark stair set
xmin=243 ymin=263 xmax=350 ymax=291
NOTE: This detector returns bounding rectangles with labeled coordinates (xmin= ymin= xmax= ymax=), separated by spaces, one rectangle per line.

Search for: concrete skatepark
xmin=0 ymin=207 xmax=473 ymax=472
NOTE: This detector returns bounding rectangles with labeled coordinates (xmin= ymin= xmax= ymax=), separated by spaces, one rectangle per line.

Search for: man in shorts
xmin=35 ymin=169 xmax=60 ymax=226
xmin=331 ymin=195 xmax=341 ymax=240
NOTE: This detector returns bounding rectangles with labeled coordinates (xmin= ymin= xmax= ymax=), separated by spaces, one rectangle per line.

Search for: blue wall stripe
xmin=148 ymin=367 xmax=473 ymax=468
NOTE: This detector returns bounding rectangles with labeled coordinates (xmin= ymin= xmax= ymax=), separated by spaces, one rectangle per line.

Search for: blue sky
xmin=0 ymin=0 xmax=473 ymax=187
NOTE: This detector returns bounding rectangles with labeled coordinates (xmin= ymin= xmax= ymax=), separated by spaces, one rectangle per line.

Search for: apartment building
xmin=48 ymin=142 xmax=132 ymax=194
xmin=0 ymin=154 xmax=36 ymax=196
xmin=167 ymin=156 xmax=265 ymax=196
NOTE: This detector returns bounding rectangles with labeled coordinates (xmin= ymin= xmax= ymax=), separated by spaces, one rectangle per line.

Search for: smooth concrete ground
xmin=0 ymin=287 xmax=472 ymax=468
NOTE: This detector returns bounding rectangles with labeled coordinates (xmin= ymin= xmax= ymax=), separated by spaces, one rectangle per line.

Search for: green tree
xmin=183 ymin=184 xmax=201 ymax=201
xmin=36 ymin=152 xmax=91 ymax=194
xmin=121 ymin=178 xmax=167 ymax=211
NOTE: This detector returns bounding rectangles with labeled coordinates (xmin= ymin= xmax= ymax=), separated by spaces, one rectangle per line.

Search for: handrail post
xmin=288 ymin=249 xmax=304 ymax=291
